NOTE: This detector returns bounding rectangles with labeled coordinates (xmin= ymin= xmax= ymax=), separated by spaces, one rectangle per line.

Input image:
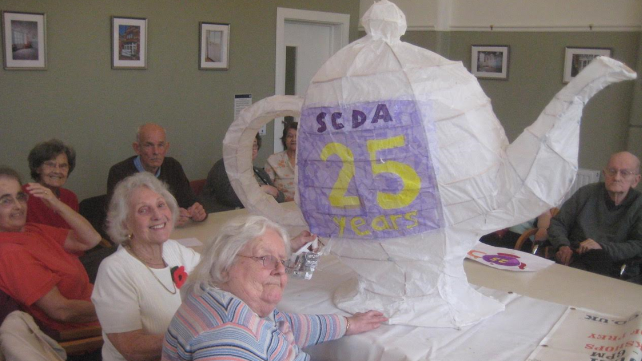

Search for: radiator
xmin=560 ymin=168 xmax=601 ymax=205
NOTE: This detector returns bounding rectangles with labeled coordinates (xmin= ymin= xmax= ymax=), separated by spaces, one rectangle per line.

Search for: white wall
xmin=359 ymin=0 xmax=439 ymax=29
xmin=360 ymin=0 xmax=642 ymax=31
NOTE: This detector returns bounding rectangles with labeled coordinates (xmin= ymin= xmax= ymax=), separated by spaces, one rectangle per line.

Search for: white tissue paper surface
xmin=223 ymin=0 xmax=636 ymax=327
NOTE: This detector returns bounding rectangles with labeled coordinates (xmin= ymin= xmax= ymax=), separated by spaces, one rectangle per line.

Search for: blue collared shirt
xmin=133 ymin=156 xmax=161 ymax=177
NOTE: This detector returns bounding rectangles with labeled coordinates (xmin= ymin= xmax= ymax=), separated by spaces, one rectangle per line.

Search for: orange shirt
xmin=0 ymin=223 xmax=96 ymax=331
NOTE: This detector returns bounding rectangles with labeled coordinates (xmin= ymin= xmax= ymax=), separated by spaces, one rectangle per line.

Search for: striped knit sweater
xmin=162 ymin=285 xmax=347 ymax=360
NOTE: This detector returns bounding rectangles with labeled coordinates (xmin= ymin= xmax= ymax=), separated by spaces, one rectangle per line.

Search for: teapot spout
xmin=503 ymin=56 xmax=636 ymax=216
xmin=464 ymin=57 xmax=636 ymax=233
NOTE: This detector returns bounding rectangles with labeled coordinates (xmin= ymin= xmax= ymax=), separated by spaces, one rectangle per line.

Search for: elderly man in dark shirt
xmin=548 ymin=151 xmax=642 ymax=277
xmin=107 ymin=123 xmax=207 ymax=227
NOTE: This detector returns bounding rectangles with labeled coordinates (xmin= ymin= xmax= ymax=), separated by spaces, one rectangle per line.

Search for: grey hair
xmin=0 ymin=167 xmax=22 ymax=185
xmin=182 ymin=215 xmax=290 ymax=298
xmin=106 ymin=172 xmax=179 ymax=243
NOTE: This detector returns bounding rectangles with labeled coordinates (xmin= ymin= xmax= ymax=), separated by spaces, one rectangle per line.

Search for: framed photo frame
xmin=471 ymin=45 xmax=509 ymax=80
xmin=2 ymin=11 xmax=46 ymax=70
xmin=563 ymin=47 xmax=611 ymax=83
xmin=199 ymin=22 xmax=229 ymax=70
xmin=111 ymin=16 xmax=147 ymax=69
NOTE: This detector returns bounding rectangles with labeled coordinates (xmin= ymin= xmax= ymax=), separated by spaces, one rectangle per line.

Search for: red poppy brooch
xmin=170 ymin=266 xmax=188 ymax=289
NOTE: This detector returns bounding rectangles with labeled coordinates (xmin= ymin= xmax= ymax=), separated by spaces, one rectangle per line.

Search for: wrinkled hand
xmin=578 ymin=238 xmax=601 ymax=254
xmin=176 ymin=208 xmax=191 ymax=227
xmin=188 ymin=202 xmax=207 ymax=222
xmin=25 ymin=183 xmax=60 ymax=209
xmin=555 ymin=246 xmax=574 ymax=266
xmin=290 ymin=230 xmax=317 ymax=252
xmin=260 ymin=185 xmax=279 ymax=198
xmin=345 ymin=311 xmax=388 ymax=336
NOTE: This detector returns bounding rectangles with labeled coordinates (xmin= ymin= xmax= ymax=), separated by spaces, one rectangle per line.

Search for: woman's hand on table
xmin=345 ymin=311 xmax=388 ymax=336
xmin=177 ymin=203 xmax=207 ymax=227
xmin=188 ymin=202 xmax=207 ymax=222
xmin=177 ymin=208 xmax=191 ymax=227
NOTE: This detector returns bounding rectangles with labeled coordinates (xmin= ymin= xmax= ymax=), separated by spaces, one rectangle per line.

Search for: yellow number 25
xmin=320 ymin=135 xmax=421 ymax=210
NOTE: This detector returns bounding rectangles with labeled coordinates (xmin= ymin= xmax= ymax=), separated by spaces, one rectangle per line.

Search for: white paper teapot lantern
xmin=223 ymin=0 xmax=636 ymax=327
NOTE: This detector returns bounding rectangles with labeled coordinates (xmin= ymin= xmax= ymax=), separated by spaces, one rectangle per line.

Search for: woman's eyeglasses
xmin=43 ymin=161 xmax=69 ymax=170
xmin=237 ymin=254 xmax=288 ymax=270
xmin=0 ymin=193 xmax=28 ymax=208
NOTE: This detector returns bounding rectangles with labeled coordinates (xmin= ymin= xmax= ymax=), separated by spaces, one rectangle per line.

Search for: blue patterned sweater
xmin=162 ymin=285 xmax=346 ymax=360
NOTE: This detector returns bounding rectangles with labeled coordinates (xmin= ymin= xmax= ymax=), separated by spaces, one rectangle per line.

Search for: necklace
xmin=124 ymin=243 xmax=176 ymax=295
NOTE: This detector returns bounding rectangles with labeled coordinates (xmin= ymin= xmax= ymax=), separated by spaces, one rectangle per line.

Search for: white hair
xmin=182 ymin=215 xmax=290 ymax=298
xmin=106 ymin=172 xmax=179 ymax=243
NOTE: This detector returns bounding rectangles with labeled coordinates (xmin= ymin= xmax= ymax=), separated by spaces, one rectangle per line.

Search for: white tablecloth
xmin=278 ymin=255 xmax=567 ymax=361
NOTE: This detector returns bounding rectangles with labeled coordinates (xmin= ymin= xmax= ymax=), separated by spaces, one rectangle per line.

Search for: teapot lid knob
xmin=362 ymin=0 xmax=407 ymax=41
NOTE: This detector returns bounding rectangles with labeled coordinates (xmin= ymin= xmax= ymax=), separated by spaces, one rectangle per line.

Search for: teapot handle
xmin=222 ymin=95 xmax=308 ymax=229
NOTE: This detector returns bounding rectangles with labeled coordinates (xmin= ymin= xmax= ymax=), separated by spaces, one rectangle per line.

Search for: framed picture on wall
xmin=111 ymin=16 xmax=147 ymax=69
xmin=471 ymin=45 xmax=509 ymax=80
xmin=199 ymin=22 xmax=229 ymax=70
xmin=563 ymin=47 xmax=611 ymax=83
xmin=2 ymin=11 xmax=46 ymax=70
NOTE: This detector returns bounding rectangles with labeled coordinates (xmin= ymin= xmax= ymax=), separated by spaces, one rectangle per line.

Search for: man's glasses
xmin=604 ymin=168 xmax=638 ymax=178
xmin=237 ymin=254 xmax=288 ymax=270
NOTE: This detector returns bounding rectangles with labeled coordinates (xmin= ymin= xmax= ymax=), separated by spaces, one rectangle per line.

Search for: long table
xmin=172 ymin=205 xmax=642 ymax=360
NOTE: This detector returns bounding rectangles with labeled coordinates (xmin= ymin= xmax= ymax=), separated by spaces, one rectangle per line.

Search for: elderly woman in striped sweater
xmin=162 ymin=215 xmax=387 ymax=361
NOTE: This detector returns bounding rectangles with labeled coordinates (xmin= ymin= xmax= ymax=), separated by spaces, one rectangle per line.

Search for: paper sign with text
xmin=528 ymin=307 xmax=642 ymax=361
xmin=297 ymin=100 xmax=443 ymax=240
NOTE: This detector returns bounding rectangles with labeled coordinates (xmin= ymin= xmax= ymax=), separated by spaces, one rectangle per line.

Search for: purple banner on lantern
xmin=297 ymin=99 xmax=443 ymax=240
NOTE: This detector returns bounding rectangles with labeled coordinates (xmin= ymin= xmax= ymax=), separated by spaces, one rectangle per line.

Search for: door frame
xmin=275 ymin=8 xmax=350 ymax=97
xmin=274 ymin=8 xmax=350 ymax=152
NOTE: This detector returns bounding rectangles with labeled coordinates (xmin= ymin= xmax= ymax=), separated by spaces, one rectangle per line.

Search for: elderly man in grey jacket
xmin=548 ymin=151 xmax=642 ymax=277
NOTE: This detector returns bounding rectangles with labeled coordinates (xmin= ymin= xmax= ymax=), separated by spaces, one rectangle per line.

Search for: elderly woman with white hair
xmin=162 ymin=215 xmax=388 ymax=361
xmin=92 ymin=172 xmax=201 ymax=361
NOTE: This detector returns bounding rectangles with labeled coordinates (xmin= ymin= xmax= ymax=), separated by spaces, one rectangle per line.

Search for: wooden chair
xmin=55 ymin=325 xmax=103 ymax=356
xmin=513 ymin=228 xmax=540 ymax=254
xmin=513 ymin=208 xmax=560 ymax=256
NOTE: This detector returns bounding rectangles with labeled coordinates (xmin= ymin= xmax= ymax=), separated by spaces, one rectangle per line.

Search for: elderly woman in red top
xmin=25 ymin=139 xmax=79 ymax=229
xmin=0 ymin=167 xmax=101 ymax=334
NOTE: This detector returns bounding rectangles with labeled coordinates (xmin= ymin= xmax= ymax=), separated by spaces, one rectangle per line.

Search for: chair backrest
xmin=190 ymin=179 xmax=206 ymax=196
xmin=79 ymin=195 xmax=109 ymax=241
